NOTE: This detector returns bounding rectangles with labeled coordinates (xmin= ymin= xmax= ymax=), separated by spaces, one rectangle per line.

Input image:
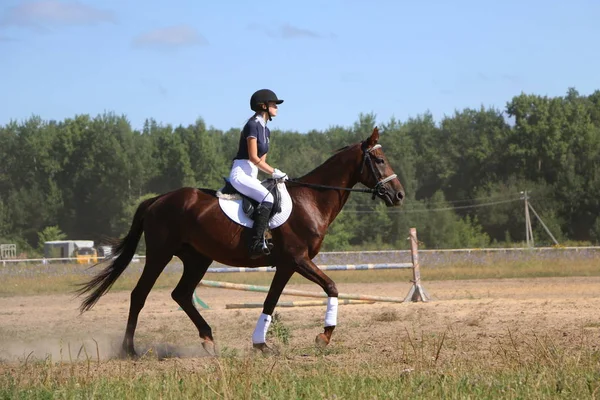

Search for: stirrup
xmin=262 ymin=238 xmax=274 ymax=255
xmin=250 ymin=238 xmax=273 ymax=258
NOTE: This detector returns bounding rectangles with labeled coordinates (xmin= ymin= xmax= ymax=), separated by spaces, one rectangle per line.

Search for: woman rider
xmin=229 ymin=89 xmax=288 ymax=258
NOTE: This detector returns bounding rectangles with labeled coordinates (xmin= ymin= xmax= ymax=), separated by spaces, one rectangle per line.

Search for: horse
xmin=76 ymin=126 xmax=405 ymax=356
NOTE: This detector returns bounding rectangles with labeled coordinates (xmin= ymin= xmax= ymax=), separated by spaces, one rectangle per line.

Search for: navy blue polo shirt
xmin=234 ymin=115 xmax=270 ymax=160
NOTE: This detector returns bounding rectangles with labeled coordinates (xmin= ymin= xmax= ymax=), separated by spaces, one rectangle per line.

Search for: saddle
xmin=219 ymin=178 xmax=282 ymax=219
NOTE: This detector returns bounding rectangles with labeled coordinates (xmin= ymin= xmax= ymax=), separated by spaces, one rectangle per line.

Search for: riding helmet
xmin=250 ymin=89 xmax=284 ymax=112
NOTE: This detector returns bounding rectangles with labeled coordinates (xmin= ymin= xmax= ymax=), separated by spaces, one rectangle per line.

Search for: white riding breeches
xmin=229 ymin=159 xmax=274 ymax=204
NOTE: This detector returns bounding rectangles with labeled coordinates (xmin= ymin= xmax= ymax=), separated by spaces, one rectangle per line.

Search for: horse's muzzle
xmin=396 ymin=190 xmax=405 ymax=204
xmin=378 ymin=188 xmax=404 ymax=207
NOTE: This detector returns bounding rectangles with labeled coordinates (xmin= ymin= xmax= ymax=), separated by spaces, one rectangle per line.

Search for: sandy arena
xmin=1 ymin=276 xmax=600 ymax=363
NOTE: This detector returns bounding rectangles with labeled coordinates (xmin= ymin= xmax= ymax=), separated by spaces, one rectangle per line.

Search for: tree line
xmin=1 ymin=87 xmax=599 ymax=256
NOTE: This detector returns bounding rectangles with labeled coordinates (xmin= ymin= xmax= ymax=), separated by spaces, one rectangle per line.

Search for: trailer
xmin=44 ymin=240 xmax=94 ymax=259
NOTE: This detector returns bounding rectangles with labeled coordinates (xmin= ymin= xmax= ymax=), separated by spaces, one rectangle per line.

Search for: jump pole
xmin=204 ymin=263 xmax=412 ymax=273
xmin=226 ymin=299 xmax=374 ymax=309
xmin=198 ymin=280 xmax=406 ymax=303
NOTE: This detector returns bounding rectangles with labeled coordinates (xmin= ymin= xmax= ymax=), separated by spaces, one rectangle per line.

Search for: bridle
xmin=285 ymin=142 xmax=398 ymax=200
xmin=359 ymin=143 xmax=398 ymax=200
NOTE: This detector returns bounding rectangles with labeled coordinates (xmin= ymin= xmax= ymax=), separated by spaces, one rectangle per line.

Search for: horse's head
xmin=356 ymin=127 xmax=405 ymax=206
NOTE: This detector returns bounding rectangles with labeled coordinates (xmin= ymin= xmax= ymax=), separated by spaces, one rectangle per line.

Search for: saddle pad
xmin=217 ymin=182 xmax=293 ymax=229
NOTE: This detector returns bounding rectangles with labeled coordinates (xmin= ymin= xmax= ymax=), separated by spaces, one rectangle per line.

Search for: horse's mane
xmin=333 ymin=144 xmax=351 ymax=153
xmin=295 ymin=141 xmax=362 ymax=181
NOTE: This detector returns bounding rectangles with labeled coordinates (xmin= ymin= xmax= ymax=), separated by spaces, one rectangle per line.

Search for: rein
xmin=286 ymin=179 xmax=377 ymax=195
xmin=284 ymin=143 xmax=397 ymax=200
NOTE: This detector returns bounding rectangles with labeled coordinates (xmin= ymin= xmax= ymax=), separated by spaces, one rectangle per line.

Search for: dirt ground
xmin=1 ymin=276 xmax=600 ymax=364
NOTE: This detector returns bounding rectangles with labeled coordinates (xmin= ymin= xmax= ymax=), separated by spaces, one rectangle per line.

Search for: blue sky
xmin=1 ymin=0 xmax=599 ymax=133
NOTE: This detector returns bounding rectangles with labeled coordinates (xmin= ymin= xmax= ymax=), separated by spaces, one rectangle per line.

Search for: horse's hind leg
xmin=122 ymin=252 xmax=173 ymax=357
xmin=172 ymin=246 xmax=214 ymax=354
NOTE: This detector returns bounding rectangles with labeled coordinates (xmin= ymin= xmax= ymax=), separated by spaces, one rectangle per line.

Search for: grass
xmin=1 ymin=328 xmax=599 ymax=399
xmin=0 ymin=256 xmax=599 ymax=297
xmin=267 ymin=312 xmax=291 ymax=346
xmin=2 ymin=252 xmax=600 ymax=398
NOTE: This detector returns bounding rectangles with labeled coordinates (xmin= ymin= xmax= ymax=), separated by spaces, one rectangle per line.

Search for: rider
xmin=229 ymin=89 xmax=288 ymax=258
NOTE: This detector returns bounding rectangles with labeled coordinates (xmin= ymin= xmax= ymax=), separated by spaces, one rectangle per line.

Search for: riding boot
xmin=249 ymin=201 xmax=273 ymax=259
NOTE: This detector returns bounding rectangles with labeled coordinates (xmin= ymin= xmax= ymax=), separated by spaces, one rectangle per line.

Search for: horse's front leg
xmin=294 ymin=257 xmax=339 ymax=347
xmin=252 ymin=266 xmax=295 ymax=354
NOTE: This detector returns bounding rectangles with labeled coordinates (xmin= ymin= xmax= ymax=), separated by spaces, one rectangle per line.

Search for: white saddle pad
xmin=217 ymin=182 xmax=293 ymax=229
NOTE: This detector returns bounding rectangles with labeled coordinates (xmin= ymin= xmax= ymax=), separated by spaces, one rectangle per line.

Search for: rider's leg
xmin=229 ymin=160 xmax=274 ymax=256
xmin=248 ymin=201 xmax=273 ymax=258
xmin=229 ymin=160 xmax=274 ymax=203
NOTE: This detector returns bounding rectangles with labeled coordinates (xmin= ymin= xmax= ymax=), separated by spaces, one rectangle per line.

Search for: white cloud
xmin=141 ymin=78 xmax=168 ymax=98
xmin=477 ymin=72 xmax=521 ymax=84
xmin=501 ymin=74 xmax=521 ymax=84
xmin=0 ymin=1 xmax=115 ymax=29
xmin=132 ymin=25 xmax=208 ymax=49
xmin=280 ymin=23 xmax=321 ymax=39
xmin=248 ymin=23 xmax=331 ymax=40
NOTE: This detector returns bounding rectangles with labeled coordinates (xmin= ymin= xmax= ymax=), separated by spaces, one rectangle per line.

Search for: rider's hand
xmin=272 ymin=168 xmax=288 ymax=180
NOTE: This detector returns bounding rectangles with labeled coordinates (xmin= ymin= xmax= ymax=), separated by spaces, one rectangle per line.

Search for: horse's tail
xmin=76 ymin=195 xmax=162 ymax=313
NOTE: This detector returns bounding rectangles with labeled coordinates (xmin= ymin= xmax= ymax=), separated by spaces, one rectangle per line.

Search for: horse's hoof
xmin=121 ymin=346 xmax=138 ymax=359
xmin=315 ymin=333 xmax=330 ymax=348
xmin=253 ymin=343 xmax=278 ymax=355
xmin=202 ymin=340 xmax=217 ymax=357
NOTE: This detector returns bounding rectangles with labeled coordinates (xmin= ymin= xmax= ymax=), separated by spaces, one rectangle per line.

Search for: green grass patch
xmin=1 ymin=333 xmax=599 ymax=400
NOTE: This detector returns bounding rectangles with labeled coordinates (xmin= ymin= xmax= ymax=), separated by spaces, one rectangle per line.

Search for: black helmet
xmin=250 ymin=89 xmax=284 ymax=112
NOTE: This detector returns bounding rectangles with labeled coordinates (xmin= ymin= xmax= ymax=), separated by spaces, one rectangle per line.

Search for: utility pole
xmin=521 ymin=191 xmax=534 ymax=247
xmin=520 ymin=190 xmax=559 ymax=247
xmin=528 ymin=202 xmax=560 ymax=246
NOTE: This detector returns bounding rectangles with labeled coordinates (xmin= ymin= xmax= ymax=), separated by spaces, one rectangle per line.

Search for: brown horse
xmin=76 ymin=127 xmax=405 ymax=356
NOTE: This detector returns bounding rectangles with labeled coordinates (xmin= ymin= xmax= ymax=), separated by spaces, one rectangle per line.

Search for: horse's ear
xmin=366 ymin=126 xmax=379 ymax=147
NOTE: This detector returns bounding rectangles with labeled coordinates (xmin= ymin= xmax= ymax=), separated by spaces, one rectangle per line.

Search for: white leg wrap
xmin=324 ymin=297 xmax=338 ymax=327
xmin=252 ymin=313 xmax=272 ymax=344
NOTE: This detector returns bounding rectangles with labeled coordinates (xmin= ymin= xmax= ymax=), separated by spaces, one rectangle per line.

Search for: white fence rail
xmin=2 ymin=246 xmax=599 ymax=267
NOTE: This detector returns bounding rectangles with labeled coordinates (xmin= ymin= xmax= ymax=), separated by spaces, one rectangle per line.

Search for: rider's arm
xmin=247 ymin=137 xmax=274 ymax=175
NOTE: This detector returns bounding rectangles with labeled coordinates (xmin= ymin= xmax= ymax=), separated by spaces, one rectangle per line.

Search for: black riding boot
xmin=249 ymin=202 xmax=273 ymax=259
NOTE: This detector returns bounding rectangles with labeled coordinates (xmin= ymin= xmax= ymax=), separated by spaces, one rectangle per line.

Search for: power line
xmin=343 ymin=192 xmax=525 ymax=209
xmin=340 ymin=197 xmax=522 ymax=214
xmin=418 ymin=193 xmax=522 ymax=205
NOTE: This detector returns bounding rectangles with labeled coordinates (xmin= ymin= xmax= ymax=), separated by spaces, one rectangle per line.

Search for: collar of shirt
xmin=255 ymin=114 xmax=267 ymax=128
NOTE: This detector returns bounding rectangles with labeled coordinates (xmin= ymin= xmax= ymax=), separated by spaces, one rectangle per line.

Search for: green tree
xmin=37 ymin=226 xmax=67 ymax=251
xmin=321 ymin=210 xmax=355 ymax=251
xmin=145 ymin=119 xmax=196 ymax=194
xmin=1 ymin=86 xmax=599 ymax=250
xmin=177 ymin=119 xmax=229 ymax=190
xmin=0 ymin=198 xmax=8 ymax=238
xmin=116 ymin=193 xmax=160 ymax=255
xmin=419 ymin=191 xmax=490 ymax=248
xmin=439 ymin=106 xmax=511 ymax=202
xmin=350 ymin=202 xmax=393 ymax=248
xmin=405 ymin=112 xmax=446 ymax=200
xmin=380 ymin=117 xmax=416 ymax=200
